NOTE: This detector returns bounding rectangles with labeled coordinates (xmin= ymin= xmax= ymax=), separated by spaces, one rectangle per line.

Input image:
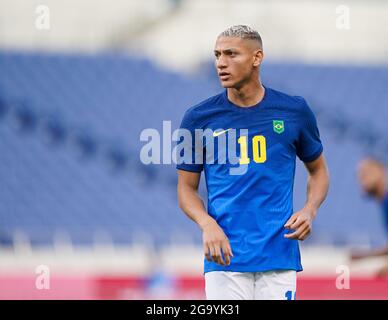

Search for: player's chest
xmin=203 ymin=114 xmax=299 ymax=147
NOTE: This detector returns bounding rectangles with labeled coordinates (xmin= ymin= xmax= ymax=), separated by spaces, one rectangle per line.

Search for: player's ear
xmin=253 ymin=50 xmax=264 ymax=67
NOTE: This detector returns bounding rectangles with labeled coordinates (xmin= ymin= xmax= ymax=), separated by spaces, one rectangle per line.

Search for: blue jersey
xmin=176 ymin=86 xmax=323 ymax=273
xmin=382 ymin=194 xmax=388 ymax=235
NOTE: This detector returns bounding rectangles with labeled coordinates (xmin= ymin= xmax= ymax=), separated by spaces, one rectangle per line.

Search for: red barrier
xmin=95 ymin=275 xmax=388 ymax=300
xmin=0 ymin=275 xmax=387 ymax=299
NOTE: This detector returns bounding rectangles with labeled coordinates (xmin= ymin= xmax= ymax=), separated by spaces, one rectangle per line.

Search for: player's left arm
xmin=284 ymin=153 xmax=329 ymax=240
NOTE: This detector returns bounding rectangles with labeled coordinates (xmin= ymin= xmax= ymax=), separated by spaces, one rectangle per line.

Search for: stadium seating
xmin=0 ymin=51 xmax=387 ymax=247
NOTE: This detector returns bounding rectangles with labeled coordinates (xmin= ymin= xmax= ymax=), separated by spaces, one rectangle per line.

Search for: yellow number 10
xmin=237 ymin=135 xmax=267 ymax=165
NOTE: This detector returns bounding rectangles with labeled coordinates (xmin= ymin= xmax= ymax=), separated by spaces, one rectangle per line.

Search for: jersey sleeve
xmin=382 ymin=195 xmax=388 ymax=234
xmin=176 ymin=109 xmax=204 ymax=173
xmin=296 ymin=98 xmax=323 ymax=162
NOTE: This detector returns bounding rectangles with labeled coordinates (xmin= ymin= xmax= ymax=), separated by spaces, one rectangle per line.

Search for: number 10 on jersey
xmin=237 ymin=135 xmax=267 ymax=165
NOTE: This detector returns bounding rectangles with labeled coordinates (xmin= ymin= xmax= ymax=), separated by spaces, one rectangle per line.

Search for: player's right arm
xmin=177 ymin=169 xmax=233 ymax=266
xmin=350 ymin=246 xmax=388 ymax=260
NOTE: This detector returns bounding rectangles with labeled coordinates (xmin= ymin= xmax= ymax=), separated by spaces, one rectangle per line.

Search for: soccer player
xmin=176 ymin=25 xmax=330 ymax=299
xmin=350 ymin=158 xmax=388 ymax=278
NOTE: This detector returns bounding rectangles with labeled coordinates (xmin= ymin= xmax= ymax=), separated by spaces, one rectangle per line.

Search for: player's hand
xmin=201 ymin=217 xmax=233 ymax=266
xmin=284 ymin=208 xmax=316 ymax=241
xmin=350 ymin=251 xmax=370 ymax=261
xmin=376 ymin=264 xmax=388 ymax=278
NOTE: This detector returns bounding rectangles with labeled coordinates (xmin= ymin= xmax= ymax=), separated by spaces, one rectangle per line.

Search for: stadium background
xmin=0 ymin=0 xmax=388 ymax=299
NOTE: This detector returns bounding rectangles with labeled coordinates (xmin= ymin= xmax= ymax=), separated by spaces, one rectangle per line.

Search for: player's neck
xmin=378 ymin=174 xmax=387 ymax=201
xmin=373 ymin=175 xmax=387 ymax=201
xmin=227 ymin=80 xmax=265 ymax=108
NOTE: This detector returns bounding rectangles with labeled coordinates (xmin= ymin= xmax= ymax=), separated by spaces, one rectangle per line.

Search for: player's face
xmin=214 ymin=36 xmax=261 ymax=89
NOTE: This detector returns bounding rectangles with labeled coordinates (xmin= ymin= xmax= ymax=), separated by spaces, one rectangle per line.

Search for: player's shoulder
xmin=184 ymin=92 xmax=224 ymax=117
xmin=266 ymin=86 xmax=309 ymax=112
xmin=179 ymin=92 xmax=224 ymax=128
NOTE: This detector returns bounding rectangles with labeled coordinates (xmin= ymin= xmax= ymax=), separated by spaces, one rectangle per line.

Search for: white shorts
xmin=205 ymin=270 xmax=297 ymax=300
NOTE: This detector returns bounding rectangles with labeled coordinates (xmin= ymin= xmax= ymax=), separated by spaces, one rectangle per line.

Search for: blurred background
xmin=0 ymin=0 xmax=388 ymax=299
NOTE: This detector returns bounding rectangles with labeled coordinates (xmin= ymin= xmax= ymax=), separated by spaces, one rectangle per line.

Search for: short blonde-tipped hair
xmin=218 ymin=25 xmax=262 ymax=48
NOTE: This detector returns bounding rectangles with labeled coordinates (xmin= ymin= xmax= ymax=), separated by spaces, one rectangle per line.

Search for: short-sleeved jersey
xmin=382 ymin=194 xmax=388 ymax=235
xmin=176 ymin=86 xmax=323 ymax=273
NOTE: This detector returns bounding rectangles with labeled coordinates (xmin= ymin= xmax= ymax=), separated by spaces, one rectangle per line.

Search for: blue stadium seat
xmin=0 ymin=51 xmax=387 ymax=247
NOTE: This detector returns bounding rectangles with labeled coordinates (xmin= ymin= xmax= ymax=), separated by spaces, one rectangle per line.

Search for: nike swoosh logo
xmin=213 ymin=129 xmax=231 ymax=137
